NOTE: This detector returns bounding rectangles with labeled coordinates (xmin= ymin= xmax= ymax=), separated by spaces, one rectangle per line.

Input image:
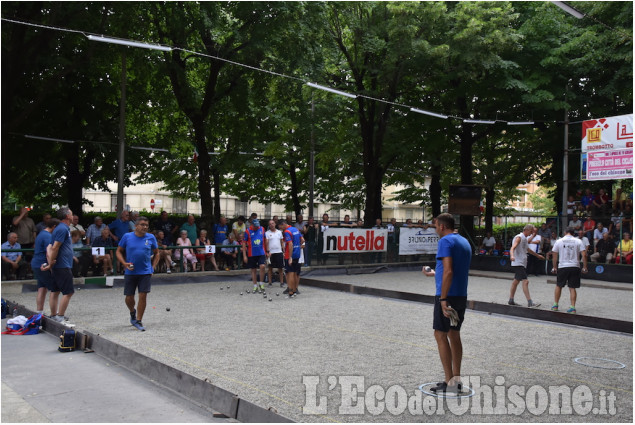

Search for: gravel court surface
xmin=313 ymin=270 xmax=633 ymax=322
xmin=3 ymin=276 xmax=633 ymax=423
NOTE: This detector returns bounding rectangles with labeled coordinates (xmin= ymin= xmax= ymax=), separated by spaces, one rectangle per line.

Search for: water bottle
xmin=13 ymin=307 xmax=18 ymax=318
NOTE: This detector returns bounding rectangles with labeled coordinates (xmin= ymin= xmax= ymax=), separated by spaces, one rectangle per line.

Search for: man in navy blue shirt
xmin=44 ymin=207 xmax=75 ymax=324
xmin=422 ymin=213 xmax=472 ymax=394
xmin=116 ymin=216 xmax=159 ymax=331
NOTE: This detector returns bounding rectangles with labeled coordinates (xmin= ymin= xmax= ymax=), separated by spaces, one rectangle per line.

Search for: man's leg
xmin=268 ymin=266 xmax=273 ymax=286
xmin=447 ymin=330 xmax=463 ymax=384
xmin=125 ymin=294 xmax=136 ymax=314
xmin=36 ymin=288 xmax=47 ymax=312
xmin=251 ymin=267 xmax=257 ymax=285
xmin=137 ymin=292 xmax=148 ymax=321
xmin=48 ymin=291 xmax=60 ymax=316
xmin=259 ymin=264 xmax=266 ymax=284
xmin=509 ymin=279 xmax=519 ymax=299
xmin=521 ymin=279 xmax=532 ymax=302
xmin=278 ymin=268 xmax=284 ymax=285
xmin=569 ymin=288 xmax=577 ymax=308
xmin=434 ymin=330 xmax=454 ymax=383
xmin=554 ymin=285 xmax=562 ymax=305
xmin=57 ymin=294 xmax=73 ymax=317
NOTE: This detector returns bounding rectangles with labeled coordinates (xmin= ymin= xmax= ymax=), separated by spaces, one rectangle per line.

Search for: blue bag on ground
xmin=2 ymin=314 xmax=42 ymax=335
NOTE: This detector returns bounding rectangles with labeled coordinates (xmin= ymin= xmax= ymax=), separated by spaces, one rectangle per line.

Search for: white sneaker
xmin=166 ymin=268 xmax=171 ymax=274
xmin=51 ymin=315 xmax=64 ymax=323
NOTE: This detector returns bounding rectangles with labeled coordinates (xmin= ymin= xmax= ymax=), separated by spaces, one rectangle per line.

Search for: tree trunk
xmin=429 ymin=163 xmax=442 ymax=218
xmin=485 ymin=187 xmax=495 ymax=233
xmin=193 ymin=121 xmax=213 ymax=226
xmin=288 ymin=163 xmax=302 ymax=217
xmin=65 ymin=144 xmax=84 ymax=217
xmin=459 ymin=124 xmax=475 ymax=239
xmin=212 ymin=169 xmax=221 ymax=223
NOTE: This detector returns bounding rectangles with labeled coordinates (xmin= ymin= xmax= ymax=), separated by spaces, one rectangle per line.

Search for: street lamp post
xmin=117 ymin=52 xmax=126 ymax=219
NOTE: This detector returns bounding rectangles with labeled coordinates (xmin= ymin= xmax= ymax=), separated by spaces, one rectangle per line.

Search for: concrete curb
xmin=4 ymin=301 xmax=292 ymax=423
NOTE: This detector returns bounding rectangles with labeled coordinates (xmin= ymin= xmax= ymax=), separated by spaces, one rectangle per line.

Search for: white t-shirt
xmin=482 ymin=236 xmax=496 ymax=249
xmin=265 ymin=229 xmax=283 ymax=254
xmin=578 ymin=236 xmax=590 ymax=251
xmin=552 ymin=235 xmax=585 ymax=268
xmin=593 ymin=228 xmax=608 ymax=240
xmin=511 ymin=233 xmax=528 ymax=267
xmin=528 ymin=234 xmax=541 ymax=253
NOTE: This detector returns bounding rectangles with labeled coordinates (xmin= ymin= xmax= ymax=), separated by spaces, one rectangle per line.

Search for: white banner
xmin=398 ymin=228 xmax=439 ymax=256
xmin=581 ymin=114 xmax=633 ymax=152
xmin=322 ymin=228 xmax=387 ymax=253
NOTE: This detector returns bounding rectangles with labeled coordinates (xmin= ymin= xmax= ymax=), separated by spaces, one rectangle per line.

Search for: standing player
xmin=116 ymin=217 xmax=160 ymax=331
xmin=422 ymin=213 xmax=471 ymax=394
xmin=508 ymin=224 xmax=544 ymax=307
xmin=243 ymin=219 xmax=268 ymax=292
xmin=32 ymin=218 xmax=59 ymax=315
xmin=44 ymin=207 xmax=75 ymax=324
xmin=550 ymin=227 xmax=588 ymax=314
xmin=281 ymin=220 xmax=304 ymax=297
xmin=265 ymin=219 xmax=285 ymax=287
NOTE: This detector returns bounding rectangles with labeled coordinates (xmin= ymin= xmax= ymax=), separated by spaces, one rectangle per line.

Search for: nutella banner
xmin=322 ymin=228 xmax=387 ymax=253
xmin=398 ymin=227 xmax=439 ymax=256
xmin=581 ymin=114 xmax=633 ymax=152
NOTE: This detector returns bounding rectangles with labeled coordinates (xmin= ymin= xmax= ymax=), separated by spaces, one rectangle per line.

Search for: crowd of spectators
xmin=2 ymin=210 xmax=425 ymax=279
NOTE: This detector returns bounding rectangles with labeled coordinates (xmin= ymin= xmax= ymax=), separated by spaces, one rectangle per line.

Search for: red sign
xmin=150 ymin=199 xmax=155 ymax=210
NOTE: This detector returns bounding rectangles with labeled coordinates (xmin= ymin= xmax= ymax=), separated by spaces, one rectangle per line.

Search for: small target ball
xmin=269 ymin=298 xmax=272 ymax=302
xmin=276 ymin=293 xmax=279 ymax=296
xmin=166 ymin=307 xmax=170 ymax=311
xmin=227 ymin=286 xmax=230 ymax=289
xmin=246 ymin=290 xmax=250 ymax=293
xmin=240 ymin=292 xmax=243 ymax=296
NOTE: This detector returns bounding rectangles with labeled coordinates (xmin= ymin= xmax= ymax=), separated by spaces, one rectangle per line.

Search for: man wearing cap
xmin=243 ymin=219 xmax=268 ymax=292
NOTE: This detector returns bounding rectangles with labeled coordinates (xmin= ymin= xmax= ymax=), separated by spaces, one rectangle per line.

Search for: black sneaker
xmin=431 ymin=382 xmax=462 ymax=393
xmin=508 ymin=300 xmax=520 ymax=306
xmin=283 ymin=288 xmax=289 ymax=294
xmin=294 ymin=289 xmax=300 ymax=295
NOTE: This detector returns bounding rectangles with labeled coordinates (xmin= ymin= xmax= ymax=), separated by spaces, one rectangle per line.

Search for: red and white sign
xmin=586 ymin=149 xmax=633 ymax=181
xmin=150 ymin=199 xmax=155 ymax=210
xmin=322 ymin=228 xmax=387 ymax=253
xmin=581 ymin=114 xmax=633 ymax=152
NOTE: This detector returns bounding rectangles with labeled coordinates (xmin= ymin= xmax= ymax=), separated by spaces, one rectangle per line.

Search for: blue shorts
xmin=247 ymin=255 xmax=266 ymax=269
xmin=433 ymin=296 xmax=467 ymax=332
xmin=284 ymin=258 xmax=302 ymax=274
xmin=52 ymin=268 xmax=74 ymax=295
xmin=124 ymin=274 xmax=152 ymax=296
xmin=34 ymin=268 xmax=54 ymax=291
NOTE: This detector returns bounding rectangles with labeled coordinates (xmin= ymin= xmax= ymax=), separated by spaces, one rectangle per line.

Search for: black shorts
xmin=52 ymin=268 xmax=74 ymax=295
xmin=269 ymin=252 xmax=284 ymax=269
xmin=34 ymin=268 xmax=54 ymax=291
xmin=512 ymin=266 xmax=528 ymax=281
xmin=284 ymin=258 xmax=302 ymax=274
xmin=556 ymin=267 xmax=581 ymax=288
xmin=247 ymin=255 xmax=266 ymax=269
xmin=124 ymin=274 xmax=152 ymax=296
xmin=433 ymin=296 xmax=467 ymax=332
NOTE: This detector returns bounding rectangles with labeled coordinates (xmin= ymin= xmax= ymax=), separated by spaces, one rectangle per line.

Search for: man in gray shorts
xmin=509 ymin=224 xmax=544 ymax=308
xmin=116 ymin=217 xmax=159 ymax=331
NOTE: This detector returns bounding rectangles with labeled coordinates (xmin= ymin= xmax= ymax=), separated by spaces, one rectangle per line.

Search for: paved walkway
xmin=1 ymin=267 xmax=632 ymax=422
xmin=1 ymin=319 xmax=233 ymax=423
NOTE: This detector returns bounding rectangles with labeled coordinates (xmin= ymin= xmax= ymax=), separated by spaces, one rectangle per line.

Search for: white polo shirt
xmin=265 ymin=229 xmax=283 ymax=254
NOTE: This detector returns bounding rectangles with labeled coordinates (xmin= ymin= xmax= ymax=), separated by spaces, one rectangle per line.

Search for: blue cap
xmin=252 ymin=219 xmax=260 ymax=227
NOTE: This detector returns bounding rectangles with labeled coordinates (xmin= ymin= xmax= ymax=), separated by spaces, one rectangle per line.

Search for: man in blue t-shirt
xmin=31 ymin=218 xmax=59 ymax=315
xmin=116 ymin=216 xmax=159 ymax=332
xmin=422 ymin=213 xmax=471 ymax=395
xmin=44 ymin=207 xmax=76 ymax=324
xmin=212 ymin=216 xmax=229 ymax=265
xmin=242 ymin=219 xmax=268 ymax=292
xmin=282 ymin=220 xmax=304 ymax=297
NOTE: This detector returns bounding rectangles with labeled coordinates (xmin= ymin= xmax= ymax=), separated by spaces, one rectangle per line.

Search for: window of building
xmin=235 ymin=200 xmax=248 ymax=218
xmin=330 ymin=207 xmax=341 ymax=222
xmin=173 ymin=198 xmax=188 ymax=214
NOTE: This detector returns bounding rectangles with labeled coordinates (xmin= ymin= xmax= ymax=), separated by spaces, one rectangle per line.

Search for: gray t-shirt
xmin=511 ymin=232 xmax=528 ymax=268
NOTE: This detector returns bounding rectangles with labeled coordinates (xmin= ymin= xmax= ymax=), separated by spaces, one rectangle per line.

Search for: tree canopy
xmin=2 ymin=1 xmax=632 ymax=237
